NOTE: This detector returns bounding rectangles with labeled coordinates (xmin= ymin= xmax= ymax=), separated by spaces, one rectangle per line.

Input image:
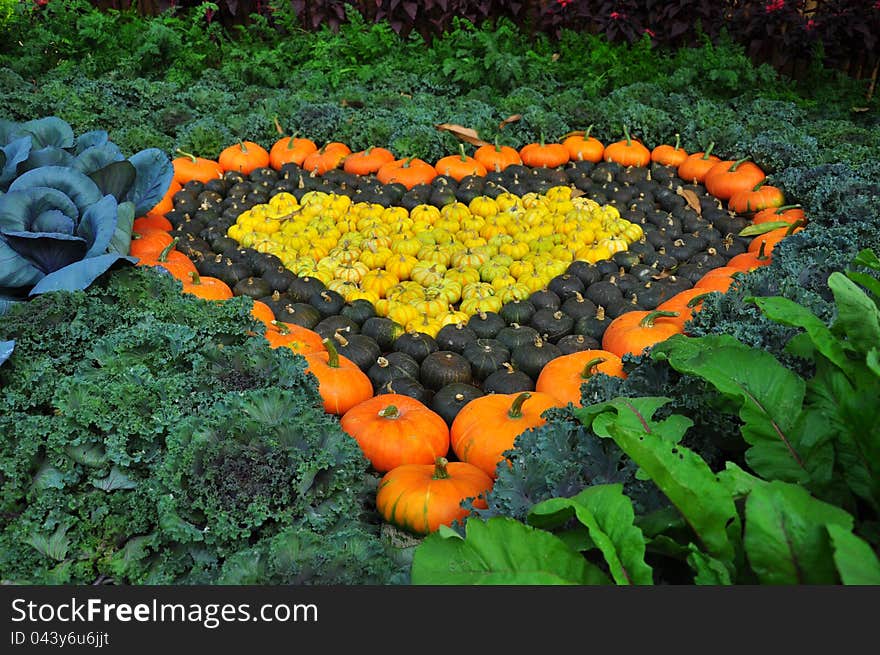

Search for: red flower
xmin=765 ymin=0 xmax=785 ymax=13
xmin=557 ymin=0 xmax=572 ymax=7
xmin=610 ymin=11 xmax=621 ymax=20
xmin=643 ymin=28 xmax=656 ymax=37
xmin=805 ymin=18 xmax=816 ymax=31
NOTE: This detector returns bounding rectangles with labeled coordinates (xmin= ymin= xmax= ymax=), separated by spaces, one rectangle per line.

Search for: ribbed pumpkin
xmin=375 ymin=457 xmax=493 ymax=535
xmin=535 ymin=349 xmax=626 ymax=407
xmin=303 ymin=338 xmax=373 ymax=415
xmin=172 ymin=149 xmax=223 ymax=184
xmin=562 ymin=126 xmax=605 ymax=163
xmin=603 ymin=126 xmax=651 ymax=167
xmin=340 ymin=394 xmax=450 ymax=473
xmin=450 ymin=391 xmax=559 ymax=478
xmin=676 ymin=143 xmax=720 ymax=183
xmin=703 ymin=157 xmax=766 ymax=200
xmin=650 ymin=133 xmax=688 ymax=167
xmin=601 ymin=309 xmax=683 ymax=358
xmin=218 ymin=141 xmax=271 ymax=175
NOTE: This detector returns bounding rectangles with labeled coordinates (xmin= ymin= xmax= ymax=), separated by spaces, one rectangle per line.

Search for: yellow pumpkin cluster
xmin=226 ymin=186 xmax=643 ymax=337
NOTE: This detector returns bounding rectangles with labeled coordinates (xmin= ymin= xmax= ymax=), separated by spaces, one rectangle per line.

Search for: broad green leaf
xmin=752 ymin=295 xmax=850 ymax=369
xmin=88 ymin=160 xmax=136 ymax=202
xmin=576 ymin=397 xmax=739 ymax=570
xmin=738 ymin=221 xmax=790 ymax=236
xmin=31 ymin=462 xmax=65 ymax=491
xmin=844 ymin=272 xmax=880 ymax=303
xmin=635 ymin=505 xmax=687 ymax=538
xmin=828 ymin=272 xmax=880 ymax=355
xmin=110 ymin=201 xmax=135 ymax=256
xmin=77 ymin=194 xmax=119 ymax=258
xmin=65 ymin=442 xmax=107 ymax=467
xmin=826 ymin=524 xmax=880 ymax=585
xmin=126 ymin=148 xmax=173 ymax=217
xmin=851 ymin=248 xmax=880 ymax=272
xmin=24 ymin=524 xmax=70 ymax=561
xmin=17 ymin=116 xmax=75 ymax=149
xmin=91 ymin=466 xmax=138 ymax=492
xmin=743 ymin=481 xmax=853 ymax=585
xmin=411 ymin=517 xmax=611 ymax=585
xmin=867 ymin=349 xmax=880 ymax=377
xmin=652 ymin=334 xmax=808 ymax=482
xmin=686 ymin=545 xmax=732 ymax=585
xmin=8 ymin=165 xmax=103 ymax=215
xmin=529 ymin=484 xmax=653 ymax=585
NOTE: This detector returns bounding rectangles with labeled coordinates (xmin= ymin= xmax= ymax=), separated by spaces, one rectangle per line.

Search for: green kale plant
xmin=0 ymin=267 xmax=408 ymax=585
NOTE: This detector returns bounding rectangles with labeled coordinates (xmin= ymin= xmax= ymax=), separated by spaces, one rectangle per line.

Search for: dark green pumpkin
xmin=273 ymin=302 xmax=322 ymax=330
xmin=287 ymin=275 xmax=327 ymax=303
xmin=379 ymin=377 xmax=433 ymax=407
xmin=431 ymin=382 xmax=484 ymax=428
xmin=557 ymin=333 xmax=600 ymax=354
xmin=467 ymin=311 xmax=507 ymax=340
xmin=495 ymin=323 xmax=540 ymax=351
xmin=309 ymin=289 xmax=346 ymax=318
xmin=529 ymin=308 xmax=574 ymax=343
xmin=420 ymin=351 xmax=473 ymax=391
xmin=462 ymin=339 xmax=510 ymax=382
xmin=314 ymin=315 xmax=360 ymax=340
xmin=481 ymin=363 xmax=535 ymax=394
xmin=560 ymin=292 xmax=598 ymax=321
xmin=573 ymin=306 xmax=611 ymax=341
xmin=435 ymin=322 xmax=478 ymax=354
xmin=527 ymin=289 xmax=561 ymax=312
xmin=233 ymin=276 xmax=272 ymax=299
xmin=547 ymin=274 xmax=585 ymax=301
xmin=361 ymin=316 xmax=406 ymax=352
xmin=367 ymin=352 xmax=421 ymax=390
xmin=499 ymin=299 xmax=536 ymax=326
xmin=392 ymin=331 xmax=439 ymax=364
xmin=511 ymin=336 xmax=563 ymax=380
xmin=340 ymin=299 xmax=377 ymax=325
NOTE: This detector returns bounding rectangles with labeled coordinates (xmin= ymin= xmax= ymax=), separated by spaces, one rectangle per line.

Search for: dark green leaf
xmin=826 ymin=524 xmax=880 ymax=585
xmin=529 ymin=483 xmax=653 ymax=585
xmin=0 ymin=339 xmax=13 ymax=367
xmin=17 ymin=116 xmax=75 ymax=148
xmin=110 ymin=201 xmax=135 ymax=256
xmin=844 ymin=272 xmax=880 ymax=303
xmin=577 ymin=396 xmax=740 ymax=570
xmin=3 ymin=230 xmax=88 ymax=273
xmin=15 ymin=145 xmax=78 ymax=175
xmin=411 ymin=517 xmax=611 ymax=584
xmin=0 ymin=236 xmax=44 ymax=287
xmin=24 ymin=524 xmax=70 ymax=561
xmin=76 ymin=194 xmax=119 ymax=258
xmin=1 ymin=136 xmax=33 ymax=189
xmin=91 ymin=466 xmax=138 ymax=492
xmin=686 ymin=545 xmax=732 ymax=585
xmin=88 ymin=160 xmax=136 ymax=202
xmin=652 ymin=334 xmax=808 ymax=482
xmin=743 ymin=480 xmax=853 ymax=584
xmin=828 ymin=272 xmax=880 ymax=355
xmin=75 ymin=143 xmax=124 ymax=175
xmin=74 ymin=129 xmax=109 ymax=155
xmin=851 ymin=248 xmax=880 ymax=272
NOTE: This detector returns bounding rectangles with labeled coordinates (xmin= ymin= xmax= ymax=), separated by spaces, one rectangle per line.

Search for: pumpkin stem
xmin=673 ymin=133 xmax=681 ymax=151
xmin=458 ymin=143 xmax=468 ymax=162
xmin=580 ymin=357 xmax=606 ymax=379
xmin=502 ymin=362 xmax=515 ymax=373
xmin=322 ymin=337 xmax=340 ymax=368
xmin=585 ymin=124 xmax=594 ymax=138
xmin=432 ymin=457 xmax=451 ymax=480
xmin=187 ymin=271 xmax=201 ymax=285
xmin=508 ymin=392 xmax=532 ymax=419
xmin=239 ymin=141 xmax=248 ymax=154
xmin=756 ymin=241 xmax=769 ymax=261
xmin=686 ymin=292 xmax=713 ymax=308
xmin=751 ymin=180 xmax=768 ymax=192
xmin=378 ymin=405 xmax=400 ymax=419
xmin=638 ymin=310 xmax=679 ymax=328
xmin=729 ymin=157 xmax=750 ymax=172
xmin=273 ymin=116 xmax=285 ymax=135
xmin=622 ymin=125 xmax=632 ymax=147
xmin=702 ymin=142 xmax=715 ymax=160
xmin=376 ymin=356 xmax=389 ymax=368
xmin=174 ymin=148 xmax=198 ymax=163
xmin=785 ymin=218 xmax=806 ymax=235
xmin=333 ymin=329 xmax=350 ymax=348
xmin=596 ymin=305 xmax=606 ymax=321
xmin=494 ymin=135 xmax=503 ymax=153
xmin=157 ymin=237 xmax=179 ymax=262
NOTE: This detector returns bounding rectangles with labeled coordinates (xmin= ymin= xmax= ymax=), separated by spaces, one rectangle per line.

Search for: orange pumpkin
xmin=264 ymin=321 xmax=326 ymax=355
xmin=376 ymin=157 xmax=438 ymax=189
xmin=693 ymin=266 xmax=740 ymax=293
xmin=753 ymin=204 xmax=805 ymax=226
xmin=376 ymin=457 xmax=493 ymax=535
xmin=303 ymin=338 xmax=373 ymax=415
xmin=676 ymin=143 xmax=720 ymax=183
xmin=651 ymin=133 xmax=688 ymax=167
xmin=656 ymin=288 xmax=715 ymax=330
xmin=302 ymin=142 xmax=351 ymax=175
xmin=601 ymin=309 xmax=683 ymax=359
xmin=135 ymin=237 xmax=197 ymax=281
xmin=172 ymin=149 xmax=223 ymax=185
xmin=727 ymin=180 xmax=785 ymax=215
xmin=727 ymin=241 xmax=772 ymax=271
xmin=343 ymin=146 xmax=396 ymax=175
xmin=435 ymin=144 xmax=488 ymax=181
xmin=450 ymin=391 xmax=559 ymax=478
xmin=519 ymin=135 xmax=570 ymax=168
xmin=747 ymin=220 xmax=805 ymax=256
xmin=133 ymin=214 xmax=172 ymax=233
xmin=129 ymin=230 xmax=174 ymax=260
xmin=180 ymin=271 xmax=233 ymax=301
xmin=218 ymin=141 xmax=271 ymax=175
xmin=603 ymin=126 xmax=651 ymax=167
xmin=340 ymin=394 xmax=450 ymax=473
xmin=250 ymin=300 xmax=276 ymax=328
xmin=704 ymin=158 xmax=766 ymax=200
xmin=535 ymin=349 xmax=626 ymax=407
xmin=269 ymin=135 xmax=318 ymax=169
xmin=473 ymin=138 xmax=522 ymax=172
xmin=562 ymin=125 xmax=605 ymax=163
